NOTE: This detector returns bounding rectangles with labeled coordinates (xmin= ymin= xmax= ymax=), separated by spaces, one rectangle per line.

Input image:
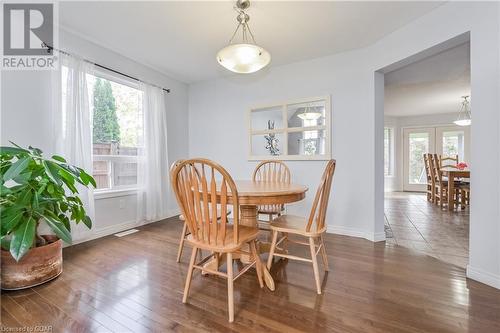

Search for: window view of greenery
xmin=408 ymin=132 xmax=429 ymax=184
xmin=442 ymin=131 xmax=464 ymax=163
xmin=384 ymin=128 xmax=392 ymax=176
xmin=88 ymin=75 xmax=142 ymax=190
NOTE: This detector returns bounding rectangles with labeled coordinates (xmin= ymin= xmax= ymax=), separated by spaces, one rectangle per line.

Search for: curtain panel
xmin=137 ymin=83 xmax=170 ymax=222
xmin=53 ymin=54 xmax=95 ymax=241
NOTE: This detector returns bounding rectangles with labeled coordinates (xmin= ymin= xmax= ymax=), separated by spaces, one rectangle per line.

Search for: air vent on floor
xmin=114 ymin=229 xmax=139 ymax=237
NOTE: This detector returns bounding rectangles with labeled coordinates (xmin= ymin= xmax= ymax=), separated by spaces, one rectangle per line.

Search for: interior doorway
xmin=378 ymin=34 xmax=471 ymax=269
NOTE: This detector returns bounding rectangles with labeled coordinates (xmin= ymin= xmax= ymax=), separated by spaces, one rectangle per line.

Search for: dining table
xmin=441 ymin=168 xmax=470 ymax=211
xmin=203 ymin=180 xmax=308 ymax=291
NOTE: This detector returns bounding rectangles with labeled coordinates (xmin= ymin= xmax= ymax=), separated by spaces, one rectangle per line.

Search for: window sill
xmin=94 ymin=188 xmax=138 ymax=200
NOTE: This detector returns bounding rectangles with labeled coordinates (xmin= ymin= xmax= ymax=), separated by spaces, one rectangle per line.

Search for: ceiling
xmin=59 ymin=1 xmax=444 ymax=83
xmin=384 ymin=42 xmax=470 ymax=117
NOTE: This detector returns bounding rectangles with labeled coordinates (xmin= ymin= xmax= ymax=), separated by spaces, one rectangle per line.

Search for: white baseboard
xmin=327 ymin=225 xmax=386 ymax=242
xmin=69 ymin=209 xmax=181 ymax=247
xmin=466 ymin=265 xmax=500 ymax=289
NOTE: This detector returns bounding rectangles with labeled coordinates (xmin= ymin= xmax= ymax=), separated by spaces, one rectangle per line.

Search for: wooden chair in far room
xmin=171 ymin=160 xmax=230 ymax=263
xmin=459 ymin=183 xmax=470 ymax=209
xmin=423 ymin=153 xmax=435 ymax=202
xmin=252 ymin=160 xmax=291 ymax=225
xmin=439 ymin=154 xmax=459 ymax=169
xmin=267 ymin=159 xmax=336 ymax=294
xmin=431 ymin=154 xmax=460 ymax=209
xmin=171 ymin=159 xmax=264 ymax=323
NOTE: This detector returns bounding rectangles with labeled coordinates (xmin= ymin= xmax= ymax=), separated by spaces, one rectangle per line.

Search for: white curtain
xmin=137 ymin=82 xmax=170 ymax=222
xmin=54 ymin=53 xmax=95 ymax=240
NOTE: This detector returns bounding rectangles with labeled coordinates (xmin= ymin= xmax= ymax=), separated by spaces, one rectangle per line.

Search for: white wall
xmin=189 ymin=2 xmax=500 ymax=288
xmin=1 ymin=29 xmax=189 ymax=243
xmin=384 ymin=112 xmax=471 ymax=192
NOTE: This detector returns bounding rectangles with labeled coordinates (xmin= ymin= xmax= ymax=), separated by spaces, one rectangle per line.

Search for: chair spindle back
xmin=306 ymin=159 xmax=336 ymax=233
xmin=252 ymin=160 xmax=291 ymax=183
xmin=171 ymin=159 xmax=240 ymax=246
xmin=253 ymin=160 xmax=291 ymax=214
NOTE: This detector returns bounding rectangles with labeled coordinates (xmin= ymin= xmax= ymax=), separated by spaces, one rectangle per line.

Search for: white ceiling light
xmin=453 ymin=95 xmax=471 ymax=126
xmin=217 ymin=0 xmax=271 ymax=74
xmin=297 ymin=105 xmax=322 ymax=121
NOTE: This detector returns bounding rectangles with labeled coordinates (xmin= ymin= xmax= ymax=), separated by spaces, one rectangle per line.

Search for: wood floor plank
xmin=2 ymin=215 xmax=500 ymax=332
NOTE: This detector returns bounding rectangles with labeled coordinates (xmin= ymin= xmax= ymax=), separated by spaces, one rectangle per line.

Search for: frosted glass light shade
xmin=217 ymin=43 xmax=271 ymax=73
xmin=297 ymin=112 xmax=322 ymax=121
xmin=453 ymin=119 xmax=471 ymax=126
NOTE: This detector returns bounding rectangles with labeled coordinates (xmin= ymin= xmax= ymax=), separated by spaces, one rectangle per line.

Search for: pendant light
xmin=453 ymin=95 xmax=471 ymax=126
xmin=217 ymin=0 xmax=271 ymax=74
xmin=297 ymin=104 xmax=322 ymax=121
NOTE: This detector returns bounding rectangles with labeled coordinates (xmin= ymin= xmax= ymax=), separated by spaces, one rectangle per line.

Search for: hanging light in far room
xmin=297 ymin=104 xmax=322 ymax=121
xmin=453 ymin=95 xmax=471 ymax=126
xmin=216 ymin=0 xmax=271 ymax=74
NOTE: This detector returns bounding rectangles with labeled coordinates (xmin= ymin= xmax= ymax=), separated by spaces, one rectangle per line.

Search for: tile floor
xmin=384 ymin=192 xmax=469 ymax=268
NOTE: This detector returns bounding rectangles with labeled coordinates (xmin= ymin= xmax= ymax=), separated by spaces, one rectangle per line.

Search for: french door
xmin=403 ymin=128 xmax=435 ymax=192
xmin=403 ymin=125 xmax=469 ymax=192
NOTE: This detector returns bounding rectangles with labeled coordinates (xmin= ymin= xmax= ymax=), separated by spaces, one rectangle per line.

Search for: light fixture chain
xmin=245 ymin=22 xmax=257 ymax=44
xmin=228 ymin=22 xmax=243 ymax=44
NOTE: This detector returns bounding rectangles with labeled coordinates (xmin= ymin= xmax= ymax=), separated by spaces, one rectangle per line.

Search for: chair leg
xmin=282 ymin=232 xmax=289 ymax=255
xmin=267 ymin=230 xmax=278 ymax=269
xmin=227 ymin=252 xmax=234 ymax=322
xmin=250 ymin=240 xmax=264 ymax=288
xmin=177 ymin=222 xmax=188 ymax=263
xmin=309 ymin=237 xmax=322 ymax=295
xmin=319 ymin=234 xmax=329 ymax=272
xmin=182 ymin=247 xmax=198 ymax=303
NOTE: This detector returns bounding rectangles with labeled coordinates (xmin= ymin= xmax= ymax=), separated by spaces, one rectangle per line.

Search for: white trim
xmin=327 ymin=224 xmax=386 ymax=242
xmin=94 ymin=188 xmax=138 ymax=199
xmin=93 ymin=155 xmax=138 ymax=162
xmin=466 ymin=265 xmax=500 ymax=290
xmin=248 ymin=155 xmax=331 ymax=161
xmin=66 ymin=208 xmax=181 ymax=247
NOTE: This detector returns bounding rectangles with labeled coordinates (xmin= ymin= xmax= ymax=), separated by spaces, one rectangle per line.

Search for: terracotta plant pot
xmin=1 ymin=235 xmax=63 ymax=290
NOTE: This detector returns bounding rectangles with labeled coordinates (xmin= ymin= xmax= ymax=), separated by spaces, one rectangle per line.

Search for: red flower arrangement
xmin=456 ymin=162 xmax=468 ymax=170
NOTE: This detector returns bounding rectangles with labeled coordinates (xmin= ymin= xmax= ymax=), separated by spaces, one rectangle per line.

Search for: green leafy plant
xmin=0 ymin=143 xmax=96 ymax=261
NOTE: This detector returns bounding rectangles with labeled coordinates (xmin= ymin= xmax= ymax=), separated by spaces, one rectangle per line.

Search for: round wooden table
xmin=203 ymin=180 xmax=308 ymax=291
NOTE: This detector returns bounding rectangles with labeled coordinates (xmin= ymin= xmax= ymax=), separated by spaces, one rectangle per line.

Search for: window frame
xmin=384 ymin=127 xmax=394 ymax=177
xmin=247 ymin=95 xmax=331 ymax=161
xmin=89 ymin=68 xmax=143 ymax=196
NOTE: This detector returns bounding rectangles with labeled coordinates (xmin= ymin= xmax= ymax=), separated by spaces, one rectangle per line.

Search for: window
xmin=384 ymin=127 xmax=394 ymax=176
xmin=89 ymin=74 xmax=143 ymax=192
xmin=248 ymin=96 xmax=331 ymax=160
xmin=442 ymin=130 xmax=465 ymax=162
xmin=62 ymin=67 xmax=143 ymax=192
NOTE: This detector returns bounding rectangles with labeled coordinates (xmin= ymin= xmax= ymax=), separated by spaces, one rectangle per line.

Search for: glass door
xmin=403 ymin=128 xmax=435 ymax=192
xmin=436 ymin=126 xmax=470 ymax=165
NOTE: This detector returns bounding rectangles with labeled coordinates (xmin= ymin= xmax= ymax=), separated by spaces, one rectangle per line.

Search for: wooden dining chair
xmin=171 ymin=160 xmax=230 ymax=263
xmin=439 ymin=154 xmax=459 ymax=169
xmin=267 ymin=159 xmax=336 ymax=294
xmin=459 ymin=183 xmax=470 ymax=209
xmin=431 ymin=153 xmax=460 ymax=209
xmin=423 ymin=154 xmax=435 ymax=202
xmin=171 ymin=158 xmax=264 ymax=322
xmin=252 ymin=160 xmax=291 ymax=223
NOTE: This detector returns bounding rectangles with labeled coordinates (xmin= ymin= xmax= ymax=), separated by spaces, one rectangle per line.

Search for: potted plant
xmin=0 ymin=143 xmax=96 ymax=290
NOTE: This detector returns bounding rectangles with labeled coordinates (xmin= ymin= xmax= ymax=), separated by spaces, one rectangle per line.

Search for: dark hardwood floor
xmin=2 ymin=216 xmax=500 ymax=333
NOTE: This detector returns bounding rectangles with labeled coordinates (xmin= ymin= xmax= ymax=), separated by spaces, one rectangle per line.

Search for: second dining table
xmin=203 ymin=180 xmax=308 ymax=291
xmin=441 ymin=168 xmax=470 ymax=211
